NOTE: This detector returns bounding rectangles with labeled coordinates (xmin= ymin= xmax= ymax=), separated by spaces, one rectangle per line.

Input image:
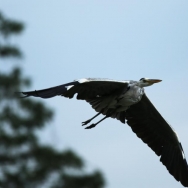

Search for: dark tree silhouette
xmin=0 ymin=11 xmax=105 ymax=188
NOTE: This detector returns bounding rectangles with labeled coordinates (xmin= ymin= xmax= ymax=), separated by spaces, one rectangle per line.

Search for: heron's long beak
xmin=146 ymin=79 xmax=162 ymax=84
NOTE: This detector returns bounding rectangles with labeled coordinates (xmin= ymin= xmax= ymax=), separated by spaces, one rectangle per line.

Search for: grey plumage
xmin=19 ymin=77 xmax=188 ymax=187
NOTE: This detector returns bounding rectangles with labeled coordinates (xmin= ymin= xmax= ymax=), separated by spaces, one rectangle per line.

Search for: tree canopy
xmin=0 ymin=11 xmax=105 ymax=188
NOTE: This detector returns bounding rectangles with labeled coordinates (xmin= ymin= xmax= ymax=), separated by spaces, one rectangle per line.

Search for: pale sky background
xmin=1 ymin=1 xmax=188 ymax=188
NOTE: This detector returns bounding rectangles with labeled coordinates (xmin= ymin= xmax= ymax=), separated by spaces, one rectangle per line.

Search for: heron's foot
xmin=82 ymin=119 xmax=91 ymax=126
xmin=85 ymin=124 xmax=96 ymax=129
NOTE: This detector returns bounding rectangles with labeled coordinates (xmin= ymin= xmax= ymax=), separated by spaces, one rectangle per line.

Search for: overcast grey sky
xmin=1 ymin=1 xmax=188 ymax=187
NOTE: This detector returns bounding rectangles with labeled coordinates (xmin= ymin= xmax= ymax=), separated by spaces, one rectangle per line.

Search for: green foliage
xmin=0 ymin=45 xmax=22 ymax=58
xmin=0 ymin=11 xmax=105 ymax=188
xmin=0 ymin=12 xmax=24 ymax=37
xmin=0 ymin=12 xmax=23 ymax=58
xmin=60 ymin=171 xmax=105 ymax=188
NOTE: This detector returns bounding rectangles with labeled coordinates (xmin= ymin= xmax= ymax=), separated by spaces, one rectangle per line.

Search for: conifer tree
xmin=0 ymin=11 xmax=105 ymax=188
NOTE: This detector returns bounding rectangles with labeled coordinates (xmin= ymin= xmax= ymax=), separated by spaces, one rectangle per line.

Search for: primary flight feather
xmin=19 ymin=77 xmax=188 ymax=187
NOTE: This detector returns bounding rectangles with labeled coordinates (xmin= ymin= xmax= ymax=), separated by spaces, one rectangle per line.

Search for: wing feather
xmin=20 ymin=81 xmax=79 ymax=98
xmin=20 ymin=78 xmax=129 ymax=100
xmin=125 ymin=94 xmax=188 ymax=187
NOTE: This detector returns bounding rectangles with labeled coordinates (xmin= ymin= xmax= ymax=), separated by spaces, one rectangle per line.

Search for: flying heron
xmin=19 ymin=78 xmax=188 ymax=187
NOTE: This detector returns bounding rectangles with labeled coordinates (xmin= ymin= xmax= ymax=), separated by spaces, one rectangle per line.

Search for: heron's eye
xmin=140 ymin=78 xmax=147 ymax=83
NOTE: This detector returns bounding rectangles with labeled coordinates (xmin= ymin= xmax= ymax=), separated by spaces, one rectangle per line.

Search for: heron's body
xmin=87 ymin=83 xmax=145 ymax=123
xmin=19 ymin=78 xmax=188 ymax=187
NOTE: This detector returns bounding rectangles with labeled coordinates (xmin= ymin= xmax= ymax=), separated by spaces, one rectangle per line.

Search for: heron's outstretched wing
xmin=125 ymin=94 xmax=188 ymax=187
xmin=20 ymin=78 xmax=129 ymax=100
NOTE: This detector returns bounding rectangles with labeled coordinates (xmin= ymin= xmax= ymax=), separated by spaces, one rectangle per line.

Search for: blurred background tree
xmin=0 ymin=11 xmax=105 ymax=188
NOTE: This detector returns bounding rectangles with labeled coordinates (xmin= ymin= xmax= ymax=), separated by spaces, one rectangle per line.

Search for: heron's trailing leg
xmin=82 ymin=112 xmax=101 ymax=126
xmin=85 ymin=115 xmax=109 ymax=129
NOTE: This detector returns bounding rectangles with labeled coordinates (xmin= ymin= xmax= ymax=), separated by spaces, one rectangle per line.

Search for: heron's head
xmin=138 ymin=78 xmax=162 ymax=87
